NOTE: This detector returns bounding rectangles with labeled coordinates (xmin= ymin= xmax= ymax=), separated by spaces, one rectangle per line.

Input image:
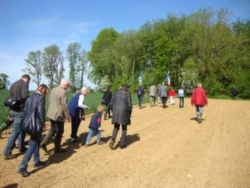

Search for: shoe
xmin=4 ymin=154 xmax=16 ymax=160
xmin=41 ymin=144 xmax=48 ymax=153
xmin=198 ymin=118 xmax=202 ymax=123
xmin=54 ymin=148 xmax=67 ymax=153
xmin=70 ymin=139 xmax=79 ymax=143
xmin=34 ymin=161 xmax=46 ymax=168
xmin=17 ymin=168 xmax=29 ymax=177
xmin=97 ymin=141 xmax=103 ymax=145
xmin=120 ymin=145 xmax=127 ymax=149
xmin=109 ymin=139 xmax=115 ymax=150
xmin=19 ymin=147 xmax=28 ymax=153
xmin=85 ymin=143 xmax=89 ymax=147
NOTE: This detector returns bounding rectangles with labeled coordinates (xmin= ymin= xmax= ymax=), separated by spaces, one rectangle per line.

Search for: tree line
xmin=1 ymin=8 xmax=249 ymax=98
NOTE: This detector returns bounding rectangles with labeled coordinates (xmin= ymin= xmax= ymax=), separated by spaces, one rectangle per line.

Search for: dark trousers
xmin=50 ymin=120 xmax=64 ymax=138
xmin=104 ymin=104 xmax=112 ymax=118
xmin=70 ymin=116 xmax=81 ymax=139
xmin=112 ymin=123 xmax=127 ymax=146
xmin=179 ymin=97 xmax=184 ymax=107
xmin=161 ymin=97 xmax=167 ymax=108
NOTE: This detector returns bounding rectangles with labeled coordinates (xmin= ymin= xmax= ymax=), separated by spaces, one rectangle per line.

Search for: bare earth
xmin=1 ymin=98 xmax=250 ymax=188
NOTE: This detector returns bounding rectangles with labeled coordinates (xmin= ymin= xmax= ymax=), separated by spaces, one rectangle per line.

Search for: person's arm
xmin=78 ymin=95 xmax=90 ymax=109
xmin=61 ymin=91 xmax=70 ymax=121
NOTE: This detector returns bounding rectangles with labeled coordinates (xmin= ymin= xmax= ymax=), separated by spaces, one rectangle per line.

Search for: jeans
xmin=3 ymin=110 xmax=25 ymax=155
xmin=19 ymin=133 xmax=41 ymax=169
xmin=70 ymin=116 xmax=81 ymax=139
xmin=195 ymin=105 xmax=204 ymax=117
xmin=179 ymin=97 xmax=184 ymax=107
xmin=86 ymin=128 xmax=101 ymax=144
xmin=138 ymin=95 xmax=143 ymax=108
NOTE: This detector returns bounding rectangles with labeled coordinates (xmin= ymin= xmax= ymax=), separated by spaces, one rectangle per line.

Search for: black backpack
xmin=4 ymin=96 xmax=21 ymax=110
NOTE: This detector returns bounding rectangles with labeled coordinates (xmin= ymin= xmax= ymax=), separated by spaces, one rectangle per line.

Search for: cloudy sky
xmin=0 ymin=0 xmax=249 ymax=90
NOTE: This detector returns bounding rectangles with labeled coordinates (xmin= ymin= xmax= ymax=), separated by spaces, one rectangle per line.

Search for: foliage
xmin=0 ymin=73 xmax=10 ymax=89
xmin=22 ymin=50 xmax=43 ymax=88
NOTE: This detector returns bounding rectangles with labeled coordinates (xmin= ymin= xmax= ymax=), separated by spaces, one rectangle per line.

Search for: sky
xmin=0 ymin=0 xmax=249 ymax=90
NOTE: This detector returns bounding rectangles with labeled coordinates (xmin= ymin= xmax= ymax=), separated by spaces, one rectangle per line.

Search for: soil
xmin=0 ymin=98 xmax=250 ymax=188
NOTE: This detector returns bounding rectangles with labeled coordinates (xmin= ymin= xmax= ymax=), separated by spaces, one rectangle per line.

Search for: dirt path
xmin=1 ymin=99 xmax=250 ymax=188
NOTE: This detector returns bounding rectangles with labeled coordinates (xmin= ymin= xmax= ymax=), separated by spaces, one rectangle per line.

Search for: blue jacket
xmin=68 ymin=92 xmax=82 ymax=117
xmin=88 ymin=112 xmax=102 ymax=130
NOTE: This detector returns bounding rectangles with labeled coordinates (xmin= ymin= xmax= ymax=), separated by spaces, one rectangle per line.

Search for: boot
xmin=120 ymin=130 xmax=127 ymax=148
xmin=54 ymin=137 xmax=67 ymax=153
xmin=109 ymin=128 xmax=119 ymax=150
xmin=40 ymin=129 xmax=54 ymax=152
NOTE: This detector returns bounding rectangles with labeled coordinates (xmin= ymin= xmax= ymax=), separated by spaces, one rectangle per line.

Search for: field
xmin=0 ymin=98 xmax=250 ymax=188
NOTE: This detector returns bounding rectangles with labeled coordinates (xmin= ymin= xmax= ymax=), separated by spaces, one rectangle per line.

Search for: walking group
xmin=1 ymin=74 xmax=207 ymax=178
xmin=1 ymin=74 xmax=133 ymax=178
xmin=136 ymin=82 xmax=208 ymax=123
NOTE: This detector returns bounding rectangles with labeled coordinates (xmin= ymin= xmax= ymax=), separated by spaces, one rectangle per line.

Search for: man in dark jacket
xmin=3 ymin=74 xmax=30 ymax=159
xmin=109 ymin=84 xmax=132 ymax=149
xmin=102 ymin=86 xmax=113 ymax=120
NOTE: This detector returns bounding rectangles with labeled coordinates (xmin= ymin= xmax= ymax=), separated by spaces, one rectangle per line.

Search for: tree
xmin=66 ymin=42 xmax=81 ymax=92
xmin=77 ymin=49 xmax=88 ymax=89
xmin=22 ymin=50 xmax=43 ymax=87
xmin=0 ymin=73 xmax=10 ymax=89
xmin=43 ymin=44 xmax=65 ymax=88
xmin=88 ymin=28 xmax=120 ymax=85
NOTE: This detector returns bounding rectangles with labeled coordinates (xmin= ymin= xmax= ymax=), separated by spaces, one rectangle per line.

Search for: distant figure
xmin=169 ymin=88 xmax=176 ymax=105
xmin=158 ymin=82 xmax=168 ymax=108
xmin=101 ymin=86 xmax=113 ymax=120
xmin=85 ymin=105 xmax=104 ymax=146
xmin=137 ymin=85 xmax=145 ymax=109
xmin=149 ymin=83 xmax=157 ymax=106
xmin=178 ymin=87 xmax=185 ymax=108
xmin=191 ymin=83 xmax=208 ymax=123
xmin=109 ymin=84 xmax=132 ymax=149
xmin=156 ymin=83 xmax=162 ymax=104
xmin=17 ymin=84 xmax=49 ymax=177
xmin=231 ymin=88 xmax=238 ymax=100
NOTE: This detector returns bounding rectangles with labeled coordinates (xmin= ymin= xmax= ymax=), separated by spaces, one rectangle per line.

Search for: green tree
xmin=22 ymin=50 xmax=43 ymax=87
xmin=0 ymin=73 xmax=10 ymax=89
xmin=43 ymin=44 xmax=65 ymax=88
xmin=66 ymin=42 xmax=81 ymax=92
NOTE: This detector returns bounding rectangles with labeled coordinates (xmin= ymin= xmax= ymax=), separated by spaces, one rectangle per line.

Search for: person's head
xmin=60 ymin=79 xmax=70 ymax=90
xmin=162 ymin=82 xmax=165 ymax=85
xmin=106 ymin=86 xmax=111 ymax=91
xmin=97 ymin=105 xmax=104 ymax=113
xmin=21 ymin=74 xmax=30 ymax=84
xmin=121 ymin=84 xmax=128 ymax=90
xmin=36 ymin=84 xmax=49 ymax=96
xmin=197 ymin=83 xmax=202 ymax=88
xmin=81 ymin=87 xmax=89 ymax=96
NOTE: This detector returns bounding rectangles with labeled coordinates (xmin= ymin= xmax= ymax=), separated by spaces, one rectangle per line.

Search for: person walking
xmin=40 ymin=79 xmax=70 ymax=153
xmin=2 ymin=74 xmax=30 ymax=159
xmin=158 ymin=82 xmax=168 ymax=108
xmin=178 ymin=87 xmax=185 ymax=108
xmin=157 ymin=83 xmax=162 ymax=104
xmin=169 ymin=88 xmax=176 ymax=105
xmin=149 ymin=83 xmax=157 ymax=106
xmin=67 ymin=87 xmax=90 ymax=143
xmin=85 ymin=105 xmax=104 ymax=146
xmin=109 ymin=84 xmax=132 ymax=149
xmin=101 ymin=86 xmax=113 ymax=120
xmin=137 ymin=85 xmax=145 ymax=109
xmin=191 ymin=83 xmax=208 ymax=123
xmin=17 ymin=84 xmax=49 ymax=177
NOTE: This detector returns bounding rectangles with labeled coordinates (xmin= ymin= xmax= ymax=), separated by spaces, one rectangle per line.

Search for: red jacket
xmin=169 ymin=89 xmax=176 ymax=97
xmin=191 ymin=87 xmax=208 ymax=106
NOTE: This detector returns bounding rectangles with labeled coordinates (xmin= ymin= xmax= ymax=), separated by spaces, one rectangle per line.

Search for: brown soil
xmin=0 ymin=99 xmax=250 ymax=188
